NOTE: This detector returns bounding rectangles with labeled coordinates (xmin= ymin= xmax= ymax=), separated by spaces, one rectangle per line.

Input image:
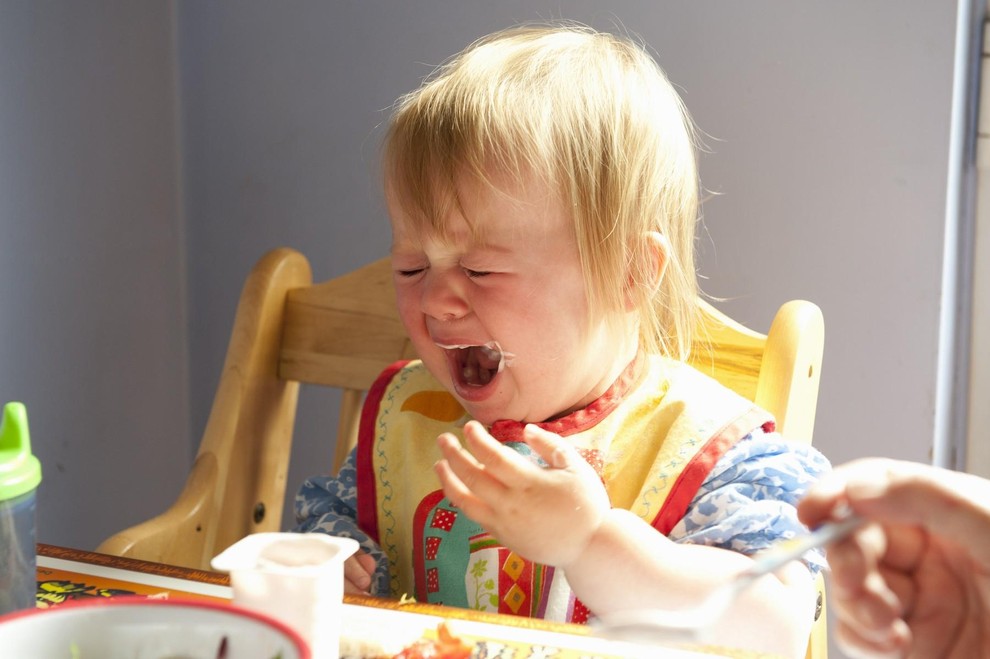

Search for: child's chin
xmin=451 ymin=384 xmax=508 ymax=425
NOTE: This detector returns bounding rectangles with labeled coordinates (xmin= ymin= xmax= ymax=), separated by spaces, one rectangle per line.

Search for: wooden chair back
xmin=97 ymin=246 xmax=826 ymax=658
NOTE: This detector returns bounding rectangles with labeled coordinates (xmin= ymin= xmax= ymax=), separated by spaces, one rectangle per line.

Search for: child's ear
xmin=625 ymin=231 xmax=670 ymax=309
xmin=643 ymin=231 xmax=670 ymax=291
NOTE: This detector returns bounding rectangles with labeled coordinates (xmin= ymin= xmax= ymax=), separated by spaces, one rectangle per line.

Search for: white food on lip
xmin=435 ymin=340 xmax=516 ymax=373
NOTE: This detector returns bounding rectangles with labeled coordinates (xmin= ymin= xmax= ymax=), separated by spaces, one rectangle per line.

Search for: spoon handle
xmin=737 ymin=515 xmax=862 ymax=587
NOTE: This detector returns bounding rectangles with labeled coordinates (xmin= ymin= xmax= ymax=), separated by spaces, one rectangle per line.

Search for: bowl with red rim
xmin=0 ymin=596 xmax=310 ymax=658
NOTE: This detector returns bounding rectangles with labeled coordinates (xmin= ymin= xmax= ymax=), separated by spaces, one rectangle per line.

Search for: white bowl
xmin=0 ymin=596 xmax=310 ymax=658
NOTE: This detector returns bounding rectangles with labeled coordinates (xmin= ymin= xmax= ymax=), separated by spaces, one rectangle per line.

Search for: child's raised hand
xmin=434 ymin=420 xmax=610 ymax=567
xmin=343 ymin=549 xmax=378 ymax=594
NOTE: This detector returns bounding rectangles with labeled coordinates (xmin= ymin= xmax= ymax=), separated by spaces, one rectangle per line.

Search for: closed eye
xmin=396 ymin=267 xmax=426 ymax=278
xmin=463 ymin=268 xmax=492 ymax=279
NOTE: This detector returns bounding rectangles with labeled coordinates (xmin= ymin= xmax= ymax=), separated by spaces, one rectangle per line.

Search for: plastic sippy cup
xmin=0 ymin=402 xmax=42 ymax=615
xmin=212 ymin=532 xmax=359 ymax=659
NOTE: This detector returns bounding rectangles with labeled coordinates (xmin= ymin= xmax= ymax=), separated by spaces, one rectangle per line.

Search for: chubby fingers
xmin=435 ymin=433 xmax=499 ymax=509
xmin=521 ymin=423 xmax=574 ymax=470
xmin=343 ymin=551 xmax=376 ymax=594
xmin=440 ymin=420 xmax=535 ymax=487
xmin=463 ymin=420 xmax=543 ymax=485
xmin=434 ymin=423 xmax=512 ymax=524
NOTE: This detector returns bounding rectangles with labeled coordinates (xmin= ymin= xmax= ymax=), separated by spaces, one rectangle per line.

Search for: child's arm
xmin=294 ymin=449 xmax=390 ymax=595
xmin=435 ymin=421 xmax=817 ymax=659
xmin=565 ymin=508 xmax=815 ymax=658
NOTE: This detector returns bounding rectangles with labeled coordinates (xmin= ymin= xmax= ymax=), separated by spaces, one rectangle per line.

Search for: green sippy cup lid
xmin=0 ymin=402 xmax=42 ymax=500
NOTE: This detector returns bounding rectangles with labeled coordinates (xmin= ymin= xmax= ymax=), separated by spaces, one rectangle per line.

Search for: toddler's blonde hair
xmin=384 ymin=23 xmax=700 ymax=358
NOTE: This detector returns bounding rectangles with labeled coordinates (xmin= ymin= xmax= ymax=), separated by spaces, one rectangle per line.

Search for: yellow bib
xmin=355 ymin=354 xmax=771 ymax=622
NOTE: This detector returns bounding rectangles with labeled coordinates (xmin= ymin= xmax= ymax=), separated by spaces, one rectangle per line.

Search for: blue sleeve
xmin=668 ymin=427 xmax=832 ymax=572
xmin=293 ymin=448 xmax=391 ymax=594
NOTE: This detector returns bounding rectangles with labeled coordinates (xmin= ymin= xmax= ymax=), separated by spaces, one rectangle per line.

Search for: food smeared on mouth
xmin=436 ymin=340 xmax=515 ymax=387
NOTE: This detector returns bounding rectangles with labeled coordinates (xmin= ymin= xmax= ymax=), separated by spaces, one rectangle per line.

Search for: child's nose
xmin=420 ymin=269 xmax=470 ymax=321
xmin=421 ymin=276 xmax=469 ymax=320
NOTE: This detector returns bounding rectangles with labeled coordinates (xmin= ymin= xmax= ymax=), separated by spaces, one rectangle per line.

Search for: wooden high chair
xmin=96 ymin=247 xmax=827 ymax=658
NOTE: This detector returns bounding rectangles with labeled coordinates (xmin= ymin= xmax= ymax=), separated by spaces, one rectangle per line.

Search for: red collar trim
xmin=488 ymin=353 xmax=647 ymax=443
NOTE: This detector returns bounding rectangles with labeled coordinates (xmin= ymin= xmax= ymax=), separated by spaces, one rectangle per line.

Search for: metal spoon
xmin=593 ymin=515 xmax=861 ymax=646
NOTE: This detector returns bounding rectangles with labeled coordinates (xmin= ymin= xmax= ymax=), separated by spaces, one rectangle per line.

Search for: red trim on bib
xmin=651 ymin=408 xmax=774 ymax=535
xmin=356 ymin=360 xmax=410 ymax=544
xmin=412 ymin=489 xmax=447 ymax=602
xmin=488 ymin=354 xmax=647 ymax=443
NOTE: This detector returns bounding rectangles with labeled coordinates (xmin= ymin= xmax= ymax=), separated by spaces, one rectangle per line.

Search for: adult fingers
xmin=827 ymin=524 xmax=908 ymax=654
xmin=832 ymin=615 xmax=911 ymax=659
xmin=826 ymin=523 xmax=886 ymax=595
xmin=802 ymin=457 xmax=990 ymax=564
xmin=876 ymin=522 xmax=926 ymax=575
xmin=831 ymin=459 xmax=990 ymax=549
xmin=797 ymin=464 xmax=851 ymax=527
xmin=834 ymin=569 xmax=905 ymax=632
xmin=876 ymin=563 xmax=917 ymax=621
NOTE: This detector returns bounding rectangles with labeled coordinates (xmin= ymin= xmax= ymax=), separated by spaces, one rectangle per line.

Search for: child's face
xmin=389 ymin=174 xmax=639 ymax=425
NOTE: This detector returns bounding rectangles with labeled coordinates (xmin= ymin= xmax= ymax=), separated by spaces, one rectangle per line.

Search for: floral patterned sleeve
xmin=668 ymin=427 xmax=832 ymax=572
xmin=293 ymin=448 xmax=391 ymax=594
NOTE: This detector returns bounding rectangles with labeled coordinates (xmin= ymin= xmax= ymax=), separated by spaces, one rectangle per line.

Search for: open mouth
xmin=438 ymin=342 xmax=510 ymax=388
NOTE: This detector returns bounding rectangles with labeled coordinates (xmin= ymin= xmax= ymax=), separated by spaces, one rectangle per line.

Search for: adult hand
xmin=434 ymin=420 xmax=610 ymax=567
xmin=798 ymin=458 xmax=990 ymax=658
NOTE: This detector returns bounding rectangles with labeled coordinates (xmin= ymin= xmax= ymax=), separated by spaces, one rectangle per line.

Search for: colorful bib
xmin=355 ymin=354 xmax=773 ymax=623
